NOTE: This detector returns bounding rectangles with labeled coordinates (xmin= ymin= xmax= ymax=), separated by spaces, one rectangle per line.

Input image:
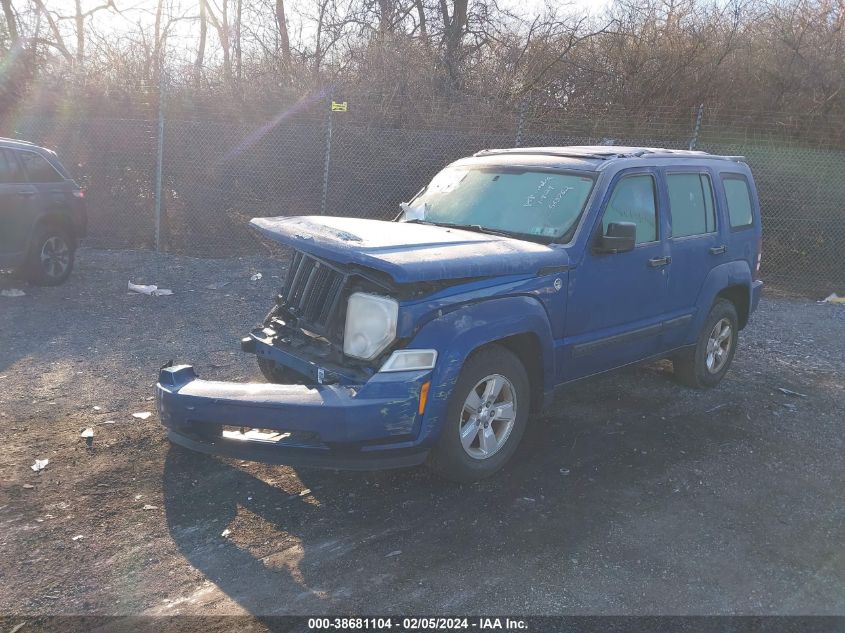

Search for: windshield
xmin=400 ymin=166 xmax=596 ymax=240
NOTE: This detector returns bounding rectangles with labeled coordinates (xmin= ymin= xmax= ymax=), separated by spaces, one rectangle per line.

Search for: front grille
xmin=282 ymin=251 xmax=346 ymax=335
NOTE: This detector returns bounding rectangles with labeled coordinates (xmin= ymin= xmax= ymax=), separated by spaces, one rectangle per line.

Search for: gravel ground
xmin=1 ymin=247 xmax=844 ymax=622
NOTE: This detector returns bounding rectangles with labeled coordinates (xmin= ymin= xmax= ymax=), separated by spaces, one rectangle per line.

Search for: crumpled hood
xmin=250 ymin=216 xmax=569 ymax=284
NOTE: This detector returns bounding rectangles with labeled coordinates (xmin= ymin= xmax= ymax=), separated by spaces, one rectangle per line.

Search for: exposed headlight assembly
xmin=343 ymin=292 xmax=398 ymax=360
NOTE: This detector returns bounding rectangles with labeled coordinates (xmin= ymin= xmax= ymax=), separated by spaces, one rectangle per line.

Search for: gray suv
xmin=0 ymin=138 xmax=86 ymax=285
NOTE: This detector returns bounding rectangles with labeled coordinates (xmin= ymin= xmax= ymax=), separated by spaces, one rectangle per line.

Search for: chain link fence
xmin=7 ymin=97 xmax=845 ymax=294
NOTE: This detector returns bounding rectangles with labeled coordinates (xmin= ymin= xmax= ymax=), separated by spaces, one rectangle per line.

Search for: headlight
xmin=379 ymin=349 xmax=438 ymax=372
xmin=343 ymin=292 xmax=398 ymax=360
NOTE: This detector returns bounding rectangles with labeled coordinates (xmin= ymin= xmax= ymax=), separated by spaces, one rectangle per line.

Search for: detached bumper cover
xmin=750 ymin=279 xmax=764 ymax=314
xmin=156 ymin=364 xmax=430 ymax=470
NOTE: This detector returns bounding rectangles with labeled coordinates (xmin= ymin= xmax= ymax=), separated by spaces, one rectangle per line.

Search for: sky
xmin=89 ymin=0 xmax=612 ymax=35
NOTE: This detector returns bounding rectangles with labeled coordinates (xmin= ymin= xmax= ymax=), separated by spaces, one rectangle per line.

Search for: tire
xmin=673 ymin=298 xmax=739 ymax=389
xmin=427 ymin=344 xmax=530 ymax=482
xmin=24 ymin=224 xmax=75 ymax=286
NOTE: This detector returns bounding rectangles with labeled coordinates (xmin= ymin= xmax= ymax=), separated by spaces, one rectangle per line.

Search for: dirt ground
xmin=1 ymin=248 xmax=844 ymax=623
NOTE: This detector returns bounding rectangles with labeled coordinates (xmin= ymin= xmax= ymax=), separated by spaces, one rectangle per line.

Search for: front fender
xmin=407 ymin=295 xmax=555 ymax=446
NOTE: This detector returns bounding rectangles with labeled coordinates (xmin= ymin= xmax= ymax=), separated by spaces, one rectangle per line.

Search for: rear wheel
xmin=427 ymin=345 xmax=530 ymax=482
xmin=24 ymin=224 xmax=75 ymax=286
xmin=673 ymin=299 xmax=739 ymax=388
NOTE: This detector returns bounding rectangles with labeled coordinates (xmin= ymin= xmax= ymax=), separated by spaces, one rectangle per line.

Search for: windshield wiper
xmin=403 ymin=219 xmax=550 ymax=243
xmin=443 ymin=223 xmax=549 ymax=243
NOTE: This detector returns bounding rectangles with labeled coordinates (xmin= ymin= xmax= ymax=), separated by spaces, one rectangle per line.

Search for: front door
xmin=562 ymin=169 xmax=670 ymax=381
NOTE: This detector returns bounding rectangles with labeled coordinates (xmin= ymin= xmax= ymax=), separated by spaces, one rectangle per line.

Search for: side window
xmin=602 ymin=174 xmax=658 ymax=244
xmin=0 ymin=150 xmax=25 ymax=183
xmin=722 ymin=175 xmax=754 ymax=229
xmin=667 ymin=173 xmax=716 ymax=237
xmin=18 ymin=150 xmax=63 ymax=183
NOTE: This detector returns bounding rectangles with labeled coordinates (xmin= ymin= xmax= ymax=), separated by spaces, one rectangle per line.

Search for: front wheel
xmin=673 ymin=299 xmax=739 ymax=388
xmin=427 ymin=345 xmax=530 ymax=482
xmin=24 ymin=224 xmax=75 ymax=286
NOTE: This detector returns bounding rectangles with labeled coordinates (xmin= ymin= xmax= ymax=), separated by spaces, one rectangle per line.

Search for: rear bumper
xmin=156 ymin=364 xmax=431 ymax=470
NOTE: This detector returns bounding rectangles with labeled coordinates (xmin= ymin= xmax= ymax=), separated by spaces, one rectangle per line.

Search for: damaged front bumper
xmin=156 ymin=356 xmax=433 ymax=470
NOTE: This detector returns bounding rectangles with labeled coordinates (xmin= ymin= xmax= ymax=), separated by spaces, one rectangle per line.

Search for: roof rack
xmin=473 ymin=147 xmax=628 ymax=160
xmin=0 ymin=136 xmax=36 ymax=145
xmin=473 ymin=146 xmax=746 ymax=162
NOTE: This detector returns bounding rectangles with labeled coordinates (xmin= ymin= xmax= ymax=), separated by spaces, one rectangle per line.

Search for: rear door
xmin=0 ymin=149 xmax=37 ymax=261
xmin=662 ymin=167 xmax=723 ymax=348
xmin=562 ymin=168 xmax=671 ymax=380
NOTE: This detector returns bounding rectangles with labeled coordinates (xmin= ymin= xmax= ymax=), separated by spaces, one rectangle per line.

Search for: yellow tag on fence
xmin=331 ymin=101 xmax=348 ymax=112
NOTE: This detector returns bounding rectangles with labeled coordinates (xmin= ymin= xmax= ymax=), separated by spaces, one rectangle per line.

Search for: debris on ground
xmin=128 ymin=281 xmax=174 ymax=296
xmin=820 ymin=293 xmax=845 ymax=304
xmin=132 ymin=411 xmax=152 ymax=420
xmin=385 ymin=550 xmax=402 ymax=558
xmin=142 ymin=504 xmax=158 ymax=511
xmin=250 ymin=272 xmax=263 ymax=281
xmin=80 ymin=427 xmax=94 ymax=447
xmin=71 ymin=535 xmax=84 ymax=541
xmin=221 ymin=528 xmax=232 ymax=537
xmin=777 ymin=387 xmax=808 ymax=398
xmin=22 ymin=484 xmax=34 ymax=489
xmin=31 ymin=459 xmax=49 ymax=472
xmin=560 ymin=468 xmax=571 ymax=475
xmin=1 ymin=289 xmax=26 ymax=297
xmin=93 ymin=406 xmax=102 ymax=411
xmin=205 ymin=281 xmax=231 ymax=290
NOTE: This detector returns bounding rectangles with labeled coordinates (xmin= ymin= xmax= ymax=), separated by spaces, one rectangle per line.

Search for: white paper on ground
xmin=128 ymin=281 xmax=173 ymax=296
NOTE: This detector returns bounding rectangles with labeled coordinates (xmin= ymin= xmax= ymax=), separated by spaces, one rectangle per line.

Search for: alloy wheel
xmin=40 ymin=236 xmax=70 ymax=280
xmin=705 ymin=317 xmax=733 ymax=374
xmin=458 ymin=374 xmax=517 ymax=459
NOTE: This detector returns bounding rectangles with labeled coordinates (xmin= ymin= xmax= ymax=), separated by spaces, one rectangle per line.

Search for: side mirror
xmin=594 ymin=221 xmax=636 ymax=254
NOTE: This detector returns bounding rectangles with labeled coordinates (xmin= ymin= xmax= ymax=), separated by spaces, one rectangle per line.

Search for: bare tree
xmin=1 ymin=0 xmax=18 ymax=45
xmin=195 ymin=0 xmax=208 ymax=86
xmin=275 ymin=0 xmax=291 ymax=66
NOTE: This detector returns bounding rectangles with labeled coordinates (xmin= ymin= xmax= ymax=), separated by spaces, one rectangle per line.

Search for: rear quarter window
xmin=722 ymin=174 xmax=754 ymax=229
xmin=18 ymin=150 xmax=64 ymax=183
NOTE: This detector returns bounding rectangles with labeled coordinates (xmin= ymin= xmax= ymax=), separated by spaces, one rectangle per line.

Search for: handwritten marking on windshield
xmin=524 ymin=183 xmax=574 ymax=208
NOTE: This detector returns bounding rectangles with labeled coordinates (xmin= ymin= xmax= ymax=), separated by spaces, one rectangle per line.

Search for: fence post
xmin=689 ymin=103 xmax=704 ymax=150
xmin=514 ymin=98 xmax=527 ymax=147
xmin=320 ymin=93 xmax=334 ymax=215
xmin=154 ymin=67 xmax=165 ymax=251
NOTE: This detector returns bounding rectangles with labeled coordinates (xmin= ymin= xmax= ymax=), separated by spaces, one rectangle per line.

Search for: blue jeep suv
xmin=157 ymin=146 xmax=763 ymax=481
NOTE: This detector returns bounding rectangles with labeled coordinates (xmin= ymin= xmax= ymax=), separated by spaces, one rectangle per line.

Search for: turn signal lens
xmin=418 ymin=381 xmax=431 ymax=416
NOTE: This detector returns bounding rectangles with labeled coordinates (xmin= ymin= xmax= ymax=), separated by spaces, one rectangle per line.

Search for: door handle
xmin=16 ymin=190 xmax=36 ymax=197
xmin=648 ymin=256 xmax=671 ymax=268
xmin=709 ymin=245 xmax=727 ymax=255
